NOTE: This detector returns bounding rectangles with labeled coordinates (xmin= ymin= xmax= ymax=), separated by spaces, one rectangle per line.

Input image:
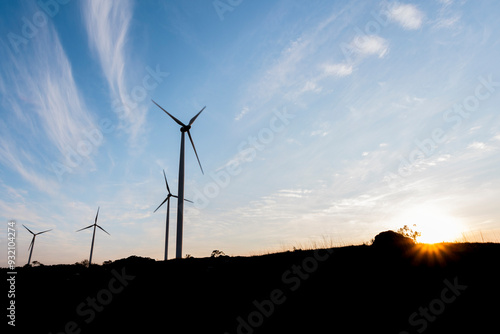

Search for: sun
xmin=392 ymin=205 xmax=465 ymax=244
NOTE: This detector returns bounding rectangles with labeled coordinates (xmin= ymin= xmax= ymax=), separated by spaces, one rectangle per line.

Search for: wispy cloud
xmin=434 ymin=14 xmax=461 ymax=29
xmin=277 ymin=189 xmax=312 ymax=198
xmin=83 ymin=0 xmax=131 ymax=95
xmin=297 ymin=80 xmax=323 ymax=96
xmin=83 ymin=0 xmax=146 ymax=143
xmin=323 ymin=63 xmax=353 ymax=77
xmin=0 ymin=22 xmax=97 ymax=189
xmin=310 ymin=122 xmax=331 ymax=137
xmin=467 ymin=141 xmax=495 ymax=153
xmin=235 ymin=106 xmax=249 ymax=121
xmin=254 ymin=36 xmax=312 ymax=102
xmin=349 ymin=35 xmax=389 ymax=58
xmin=238 ymin=7 xmax=348 ymax=110
xmin=432 ymin=0 xmax=462 ymax=30
xmin=387 ymin=3 xmax=424 ymax=30
xmin=4 ymin=30 xmax=96 ymax=159
xmin=0 ymin=136 xmax=60 ymax=195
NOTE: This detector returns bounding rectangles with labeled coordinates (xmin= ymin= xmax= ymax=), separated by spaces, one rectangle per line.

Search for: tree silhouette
xmin=75 ymin=259 xmax=90 ymax=267
xmin=210 ymin=250 xmax=226 ymax=258
xmin=396 ymin=224 xmax=421 ymax=242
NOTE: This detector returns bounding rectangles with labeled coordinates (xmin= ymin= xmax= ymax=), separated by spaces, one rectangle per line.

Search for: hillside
xmin=5 ymin=238 xmax=500 ymax=333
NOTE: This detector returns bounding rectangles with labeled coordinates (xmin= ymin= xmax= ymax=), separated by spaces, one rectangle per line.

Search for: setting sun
xmin=393 ymin=206 xmax=465 ymax=244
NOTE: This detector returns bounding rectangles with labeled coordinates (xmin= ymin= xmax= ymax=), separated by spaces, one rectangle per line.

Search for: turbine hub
xmin=180 ymin=125 xmax=191 ymax=132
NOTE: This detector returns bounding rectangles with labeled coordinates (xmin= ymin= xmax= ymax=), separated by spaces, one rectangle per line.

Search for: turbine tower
xmin=76 ymin=207 xmax=110 ymax=266
xmin=154 ymin=169 xmax=193 ymax=260
xmin=152 ymin=100 xmax=205 ymax=259
xmin=23 ymin=225 xmax=52 ymax=265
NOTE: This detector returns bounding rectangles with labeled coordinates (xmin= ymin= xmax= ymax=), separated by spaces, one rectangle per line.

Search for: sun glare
xmin=393 ymin=206 xmax=465 ymax=244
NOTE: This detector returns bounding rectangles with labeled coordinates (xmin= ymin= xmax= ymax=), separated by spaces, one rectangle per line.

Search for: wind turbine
xmin=153 ymin=169 xmax=193 ymax=261
xmin=23 ymin=225 xmax=52 ymax=265
xmin=76 ymin=207 xmax=110 ymax=266
xmin=152 ymin=100 xmax=205 ymax=259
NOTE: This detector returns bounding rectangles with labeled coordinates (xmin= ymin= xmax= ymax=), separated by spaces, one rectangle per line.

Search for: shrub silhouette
xmin=396 ymin=224 xmax=421 ymax=242
xmin=210 ymin=250 xmax=226 ymax=258
xmin=75 ymin=259 xmax=89 ymax=267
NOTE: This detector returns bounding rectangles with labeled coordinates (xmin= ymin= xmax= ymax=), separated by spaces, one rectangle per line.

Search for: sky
xmin=1 ymin=0 xmax=500 ymax=266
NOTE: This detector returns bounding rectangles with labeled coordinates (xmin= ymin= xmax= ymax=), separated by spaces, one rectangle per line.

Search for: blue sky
xmin=1 ymin=0 xmax=500 ymax=265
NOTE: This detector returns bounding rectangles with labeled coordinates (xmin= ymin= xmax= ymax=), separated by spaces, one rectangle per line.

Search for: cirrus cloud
xmin=388 ymin=3 xmax=424 ymax=30
xmin=350 ymin=35 xmax=389 ymax=58
xmin=323 ymin=63 xmax=353 ymax=77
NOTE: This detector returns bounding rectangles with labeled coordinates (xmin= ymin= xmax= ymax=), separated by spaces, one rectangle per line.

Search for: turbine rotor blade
xmin=163 ymin=169 xmax=171 ymax=194
xmin=95 ymin=207 xmax=100 ymax=224
xmin=28 ymin=238 xmax=34 ymax=251
xmin=187 ymin=130 xmax=204 ymax=174
xmin=76 ymin=224 xmax=94 ymax=232
xmin=23 ymin=224 xmax=35 ymax=235
xmin=36 ymin=229 xmax=52 ymax=235
xmin=170 ymin=195 xmax=192 ymax=203
xmin=152 ymin=100 xmax=186 ymax=127
xmin=188 ymin=106 xmax=206 ymax=126
xmin=154 ymin=197 xmax=169 ymax=213
xmin=97 ymin=225 xmax=110 ymax=235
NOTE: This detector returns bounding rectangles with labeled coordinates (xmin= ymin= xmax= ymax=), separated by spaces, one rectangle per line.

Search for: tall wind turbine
xmin=152 ymin=100 xmax=205 ymax=259
xmin=23 ymin=225 xmax=52 ymax=265
xmin=76 ymin=207 xmax=110 ymax=266
xmin=154 ymin=169 xmax=193 ymax=261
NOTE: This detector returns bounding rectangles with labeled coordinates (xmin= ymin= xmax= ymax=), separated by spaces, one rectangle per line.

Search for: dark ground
xmin=4 ymin=236 xmax=500 ymax=333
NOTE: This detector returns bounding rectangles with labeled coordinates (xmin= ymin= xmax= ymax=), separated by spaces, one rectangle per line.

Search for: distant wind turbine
xmin=154 ymin=169 xmax=193 ymax=261
xmin=152 ymin=100 xmax=206 ymax=259
xmin=23 ymin=225 xmax=52 ymax=266
xmin=76 ymin=207 xmax=110 ymax=266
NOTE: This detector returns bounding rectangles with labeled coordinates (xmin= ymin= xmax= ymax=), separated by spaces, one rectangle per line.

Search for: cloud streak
xmin=83 ymin=0 xmax=146 ymax=143
xmin=0 ymin=136 xmax=60 ymax=195
xmin=0 ymin=20 xmax=97 ymax=190
xmin=349 ymin=35 xmax=389 ymax=58
xmin=323 ymin=63 xmax=353 ymax=77
xmin=387 ymin=3 xmax=424 ymax=30
xmin=5 ymin=29 xmax=95 ymax=159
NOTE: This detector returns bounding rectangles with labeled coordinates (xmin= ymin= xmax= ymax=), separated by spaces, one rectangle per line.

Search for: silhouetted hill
xmin=4 ymin=240 xmax=500 ymax=333
xmin=372 ymin=230 xmax=415 ymax=250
